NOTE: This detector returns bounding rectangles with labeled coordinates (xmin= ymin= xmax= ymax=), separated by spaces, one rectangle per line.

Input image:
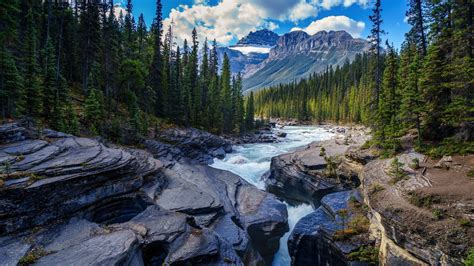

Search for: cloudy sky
xmin=122 ymin=0 xmax=409 ymax=48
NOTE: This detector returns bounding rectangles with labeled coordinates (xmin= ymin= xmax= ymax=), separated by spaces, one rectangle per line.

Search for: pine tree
xmin=150 ymin=0 xmax=163 ymax=117
xmin=124 ymin=0 xmax=135 ymax=58
xmin=232 ymin=73 xmax=244 ymax=134
xmin=136 ymin=13 xmax=147 ymax=58
xmin=188 ymin=28 xmax=200 ymax=126
xmin=368 ymin=0 xmax=386 ymax=115
xmin=378 ymin=43 xmax=400 ymax=149
xmin=42 ymin=39 xmax=60 ymax=122
xmin=84 ymin=87 xmax=104 ymax=134
xmin=200 ymin=39 xmax=210 ymax=126
xmin=220 ymin=53 xmax=232 ymax=133
xmin=406 ymin=0 xmax=428 ymax=56
xmin=0 ymin=50 xmax=24 ymax=119
xmin=22 ymin=7 xmax=42 ymax=118
xmin=245 ymin=91 xmax=255 ymax=131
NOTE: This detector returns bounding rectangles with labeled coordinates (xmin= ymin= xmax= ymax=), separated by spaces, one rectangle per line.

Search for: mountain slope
xmin=217 ymin=29 xmax=279 ymax=75
xmin=243 ymin=30 xmax=370 ymax=91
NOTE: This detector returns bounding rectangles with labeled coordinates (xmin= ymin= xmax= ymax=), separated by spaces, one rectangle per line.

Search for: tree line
xmin=255 ymin=0 xmax=473 ymax=153
xmin=0 ymin=0 xmax=255 ymax=138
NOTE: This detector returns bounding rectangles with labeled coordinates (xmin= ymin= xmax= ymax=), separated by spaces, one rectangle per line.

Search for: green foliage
xmin=468 ymin=169 xmax=474 ymax=178
xmin=408 ymin=192 xmax=438 ymax=208
xmin=369 ymin=183 xmax=385 ymax=195
xmin=432 ymin=208 xmax=443 ymax=220
xmin=465 ymin=248 xmax=474 ymax=266
xmin=18 ymin=247 xmax=49 ymax=265
xmin=84 ymin=88 xmax=104 ymax=134
xmin=324 ymin=156 xmax=338 ymax=178
xmin=388 ymin=157 xmax=407 ymax=185
xmin=319 ymin=147 xmax=326 ymax=157
xmin=347 ymin=246 xmax=379 ymax=264
xmin=417 ymin=139 xmax=474 ymax=158
xmin=459 ymin=219 xmax=471 ymax=227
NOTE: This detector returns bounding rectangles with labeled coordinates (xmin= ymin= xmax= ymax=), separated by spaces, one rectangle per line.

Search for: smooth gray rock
xmin=36 ymin=230 xmax=142 ymax=266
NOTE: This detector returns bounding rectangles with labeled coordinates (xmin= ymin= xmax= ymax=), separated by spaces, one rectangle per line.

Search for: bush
xmin=432 ymin=209 xmax=443 ymax=220
xmin=459 ymin=219 xmax=471 ymax=227
xmin=388 ymin=157 xmax=407 ymax=185
xmin=410 ymin=158 xmax=420 ymax=170
xmin=319 ymin=147 xmax=326 ymax=157
xmin=465 ymin=248 xmax=474 ymax=266
xmin=347 ymin=246 xmax=379 ymax=264
xmin=349 ymin=214 xmax=370 ymax=234
xmin=369 ymin=183 xmax=385 ymax=194
xmin=468 ymin=169 xmax=474 ymax=178
xmin=408 ymin=192 xmax=438 ymax=208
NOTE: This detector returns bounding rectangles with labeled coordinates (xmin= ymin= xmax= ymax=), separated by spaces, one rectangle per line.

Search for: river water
xmin=210 ymin=126 xmax=335 ymax=266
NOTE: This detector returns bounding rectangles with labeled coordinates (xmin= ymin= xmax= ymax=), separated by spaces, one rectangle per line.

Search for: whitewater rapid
xmin=210 ymin=126 xmax=335 ymax=265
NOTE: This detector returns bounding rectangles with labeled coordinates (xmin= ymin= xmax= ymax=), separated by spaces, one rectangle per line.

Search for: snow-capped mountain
xmin=217 ymin=29 xmax=279 ymax=75
xmin=217 ymin=29 xmax=370 ymax=91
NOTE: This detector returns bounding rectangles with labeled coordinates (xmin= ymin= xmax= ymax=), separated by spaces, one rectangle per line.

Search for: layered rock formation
xmin=289 ymin=190 xmax=375 ymax=265
xmin=266 ymin=124 xmax=472 ymax=265
xmin=146 ymin=127 xmax=233 ymax=164
xmin=264 ymin=127 xmax=369 ymax=206
xmin=361 ymin=152 xmax=473 ymax=265
xmin=0 ymin=123 xmax=288 ymax=265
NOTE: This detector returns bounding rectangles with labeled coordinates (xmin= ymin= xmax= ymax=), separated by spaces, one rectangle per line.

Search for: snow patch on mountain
xmin=229 ymin=45 xmax=273 ymax=55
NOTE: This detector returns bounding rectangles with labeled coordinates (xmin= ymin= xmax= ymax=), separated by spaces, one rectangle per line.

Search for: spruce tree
xmin=150 ymin=0 xmax=163 ymax=117
xmin=22 ymin=7 xmax=42 ymax=118
xmin=245 ymin=91 xmax=255 ymax=131
xmin=220 ymin=53 xmax=232 ymax=133
xmin=368 ymin=0 xmax=386 ymax=114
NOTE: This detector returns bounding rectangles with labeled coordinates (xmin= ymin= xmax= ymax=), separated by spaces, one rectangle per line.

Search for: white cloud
xmin=289 ymin=1 xmax=319 ymax=22
xmin=194 ymin=0 xmax=209 ymax=5
xmin=291 ymin=15 xmax=366 ymax=37
xmin=316 ymin=0 xmax=369 ymax=10
xmin=163 ymin=0 xmax=368 ymax=46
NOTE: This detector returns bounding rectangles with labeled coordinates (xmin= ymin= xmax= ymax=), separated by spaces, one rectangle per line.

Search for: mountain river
xmin=210 ymin=126 xmax=335 ymax=265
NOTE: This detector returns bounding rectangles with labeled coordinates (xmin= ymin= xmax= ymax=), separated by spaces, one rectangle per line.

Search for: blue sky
xmin=123 ymin=0 xmax=409 ymax=49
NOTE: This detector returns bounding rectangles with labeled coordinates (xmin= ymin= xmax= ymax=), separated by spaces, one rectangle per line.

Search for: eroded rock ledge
xmin=0 ymin=123 xmax=288 ymax=265
xmin=264 ymin=127 xmax=369 ymax=206
xmin=265 ymin=125 xmax=472 ymax=266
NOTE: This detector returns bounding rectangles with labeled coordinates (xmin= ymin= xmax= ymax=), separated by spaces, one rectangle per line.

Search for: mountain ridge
xmin=242 ymin=30 xmax=370 ymax=91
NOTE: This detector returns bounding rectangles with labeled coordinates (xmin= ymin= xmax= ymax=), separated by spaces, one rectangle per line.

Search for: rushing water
xmin=210 ymin=126 xmax=335 ymax=266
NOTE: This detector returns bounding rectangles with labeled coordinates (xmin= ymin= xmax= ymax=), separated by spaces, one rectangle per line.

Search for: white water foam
xmin=210 ymin=126 xmax=335 ymax=265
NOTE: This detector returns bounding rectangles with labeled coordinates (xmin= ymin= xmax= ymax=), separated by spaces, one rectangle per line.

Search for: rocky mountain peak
xmin=236 ymin=29 xmax=279 ymax=46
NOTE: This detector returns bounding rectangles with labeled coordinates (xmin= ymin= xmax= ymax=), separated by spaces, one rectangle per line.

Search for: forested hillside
xmin=255 ymin=0 xmax=473 ymax=154
xmin=0 ymin=0 xmax=254 ymax=138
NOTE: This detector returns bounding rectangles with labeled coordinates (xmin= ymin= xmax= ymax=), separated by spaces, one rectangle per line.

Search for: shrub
xmin=459 ymin=219 xmax=471 ymax=227
xmin=324 ymin=156 xmax=338 ymax=178
xmin=408 ymin=193 xmax=438 ymax=208
xmin=349 ymin=214 xmax=370 ymax=234
xmin=19 ymin=248 xmax=49 ymax=265
xmin=348 ymin=246 xmax=379 ymax=264
xmin=410 ymin=158 xmax=420 ymax=170
xmin=432 ymin=209 xmax=443 ymax=220
xmin=464 ymin=248 xmax=474 ymax=266
xmin=388 ymin=157 xmax=407 ymax=185
xmin=369 ymin=183 xmax=385 ymax=194
xmin=468 ymin=169 xmax=474 ymax=178
xmin=319 ymin=147 xmax=326 ymax=157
